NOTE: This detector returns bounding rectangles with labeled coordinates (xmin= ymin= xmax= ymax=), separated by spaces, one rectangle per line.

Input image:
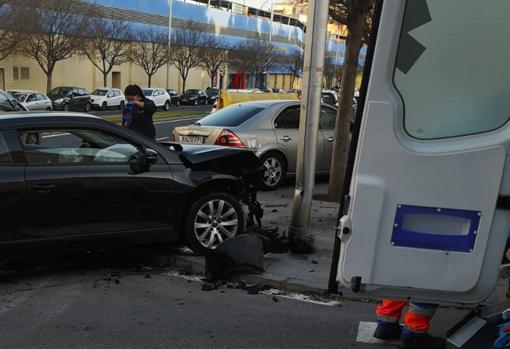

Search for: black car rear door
xmin=0 ymin=130 xmax=26 ymax=242
xmin=18 ymin=126 xmax=176 ymax=241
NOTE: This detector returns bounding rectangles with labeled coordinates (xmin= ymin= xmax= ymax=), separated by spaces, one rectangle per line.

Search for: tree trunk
xmin=103 ymin=72 xmax=108 ymax=88
xmin=210 ymin=73 xmax=215 ymax=88
xmin=46 ymin=70 xmax=53 ymax=93
xmin=327 ymin=7 xmax=365 ymax=202
xmin=148 ymin=74 xmax=152 ymax=88
xmin=182 ymin=77 xmax=187 ymax=94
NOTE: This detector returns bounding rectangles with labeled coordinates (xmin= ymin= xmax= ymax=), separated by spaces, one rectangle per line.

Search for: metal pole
xmin=288 ymin=0 xmax=329 ymax=249
xmin=166 ymin=0 xmax=174 ymax=89
xmin=269 ymin=0 xmax=274 ymax=42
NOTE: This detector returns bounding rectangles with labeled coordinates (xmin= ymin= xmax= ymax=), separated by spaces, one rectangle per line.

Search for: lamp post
xmin=166 ymin=0 xmax=174 ymax=89
xmin=288 ymin=0 xmax=329 ymax=251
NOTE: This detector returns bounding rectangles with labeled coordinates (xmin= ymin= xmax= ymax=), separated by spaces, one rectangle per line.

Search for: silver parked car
xmin=173 ymin=100 xmax=337 ymax=190
xmin=11 ymin=90 xmax=53 ymax=111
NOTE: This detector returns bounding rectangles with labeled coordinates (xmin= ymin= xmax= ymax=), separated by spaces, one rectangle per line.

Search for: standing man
xmin=374 ymin=299 xmax=445 ymax=349
xmin=123 ymin=85 xmax=157 ymax=139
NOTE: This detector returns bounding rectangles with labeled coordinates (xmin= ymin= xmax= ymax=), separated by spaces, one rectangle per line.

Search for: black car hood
xmin=177 ymin=144 xmax=261 ymax=174
xmin=182 ymin=94 xmax=197 ymax=99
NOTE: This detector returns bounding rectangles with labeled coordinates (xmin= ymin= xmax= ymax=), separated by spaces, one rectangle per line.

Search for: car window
xmin=0 ymin=93 xmax=23 ymax=112
xmin=320 ymin=106 xmax=337 ymax=130
xmin=91 ymin=89 xmax=108 ymax=96
xmin=199 ymin=105 xmax=265 ymax=127
xmin=38 ymin=94 xmax=47 ymax=101
xmin=26 ymin=94 xmax=35 ymax=102
xmin=13 ymin=94 xmax=26 ymax=102
xmin=19 ymin=129 xmax=141 ymax=166
xmin=321 ymin=93 xmax=336 ymax=106
xmin=78 ymin=89 xmax=86 ymax=96
xmin=274 ymin=106 xmax=300 ymax=129
xmin=114 ymin=90 xmax=121 ymax=97
xmin=0 ymin=132 xmax=13 ymax=164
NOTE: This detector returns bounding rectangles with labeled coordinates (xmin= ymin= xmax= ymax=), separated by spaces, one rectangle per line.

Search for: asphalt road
xmin=0 ymin=250 xmax=464 ymax=349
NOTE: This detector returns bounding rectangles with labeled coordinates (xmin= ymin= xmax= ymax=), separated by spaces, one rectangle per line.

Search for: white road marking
xmin=356 ymin=321 xmax=400 ymax=345
xmin=157 ymin=137 xmax=170 ymax=141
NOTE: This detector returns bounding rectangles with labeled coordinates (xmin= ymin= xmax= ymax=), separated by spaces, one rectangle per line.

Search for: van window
xmin=396 ymin=0 xmax=510 ymax=139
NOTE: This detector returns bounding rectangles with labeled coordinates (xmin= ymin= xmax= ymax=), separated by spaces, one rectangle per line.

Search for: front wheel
xmin=185 ymin=192 xmax=244 ymax=255
xmin=260 ymin=152 xmax=287 ymax=191
xmin=85 ymin=102 xmax=91 ymax=113
xmin=164 ymin=100 xmax=170 ymax=111
xmin=102 ymin=102 xmax=108 ymax=111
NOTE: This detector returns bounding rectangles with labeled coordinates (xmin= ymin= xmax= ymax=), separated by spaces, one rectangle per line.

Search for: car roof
xmin=227 ymin=100 xmax=298 ymax=108
xmin=0 ymin=112 xmax=103 ymax=128
xmin=10 ymin=90 xmax=36 ymax=93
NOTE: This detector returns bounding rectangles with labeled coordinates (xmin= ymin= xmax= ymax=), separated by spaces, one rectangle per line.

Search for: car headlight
xmin=55 ymin=98 xmax=64 ymax=103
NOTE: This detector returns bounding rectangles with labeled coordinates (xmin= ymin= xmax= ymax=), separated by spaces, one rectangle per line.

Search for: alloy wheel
xmin=193 ymin=199 xmax=239 ymax=249
xmin=263 ymin=157 xmax=283 ymax=188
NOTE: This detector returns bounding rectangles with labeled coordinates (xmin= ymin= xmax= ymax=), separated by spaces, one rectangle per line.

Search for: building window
xmin=20 ymin=67 xmax=29 ymax=80
xmin=13 ymin=67 xmax=18 ymax=80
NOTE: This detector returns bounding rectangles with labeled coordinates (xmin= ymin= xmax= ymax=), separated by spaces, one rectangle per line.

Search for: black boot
xmin=399 ymin=333 xmax=446 ymax=349
xmin=373 ymin=321 xmax=401 ymax=340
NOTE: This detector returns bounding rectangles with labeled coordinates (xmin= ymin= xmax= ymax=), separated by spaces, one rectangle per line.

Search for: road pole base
xmin=288 ymin=225 xmax=315 ymax=254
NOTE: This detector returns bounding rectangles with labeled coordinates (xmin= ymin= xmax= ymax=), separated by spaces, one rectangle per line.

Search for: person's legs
xmin=400 ymin=302 xmax=445 ymax=349
xmin=374 ymin=299 xmax=407 ymax=340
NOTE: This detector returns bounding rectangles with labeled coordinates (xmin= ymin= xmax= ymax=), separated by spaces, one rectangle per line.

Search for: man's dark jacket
xmin=126 ymin=96 xmax=157 ymax=139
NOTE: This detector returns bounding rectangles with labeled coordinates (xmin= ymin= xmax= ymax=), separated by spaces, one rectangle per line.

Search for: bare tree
xmin=21 ymin=0 xmax=92 ymax=92
xmin=287 ymin=49 xmax=304 ymax=89
xmin=326 ymin=0 xmax=375 ymax=202
xmin=199 ymin=37 xmax=228 ymax=88
xmin=230 ymin=35 xmax=278 ymax=89
xmin=131 ymin=29 xmax=169 ymax=88
xmin=82 ymin=11 xmax=133 ymax=87
xmin=170 ymin=21 xmax=206 ymax=94
xmin=0 ymin=1 xmax=29 ymax=61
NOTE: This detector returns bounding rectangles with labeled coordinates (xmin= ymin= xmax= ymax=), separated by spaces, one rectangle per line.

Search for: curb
xmin=167 ymin=254 xmax=330 ymax=296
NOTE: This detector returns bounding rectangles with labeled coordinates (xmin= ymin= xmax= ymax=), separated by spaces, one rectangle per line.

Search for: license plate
xmin=180 ymin=135 xmax=204 ymax=144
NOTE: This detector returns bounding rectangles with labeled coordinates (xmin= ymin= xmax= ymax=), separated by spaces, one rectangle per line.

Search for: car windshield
xmin=168 ymin=89 xmax=176 ymax=94
xmin=206 ymin=89 xmax=218 ymax=97
xmin=143 ymin=89 xmax=153 ymax=97
xmin=322 ymin=93 xmax=336 ymax=106
xmin=199 ymin=105 xmax=265 ymax=127
xmin=12 ymin=93 xmax=27 ymax=102
xmin=0 ymin=93 xmax=25 ymax=112
xmin=185 ymin=90 xmax=199 ymax=95
xmin=91 ymin=89 xmax=108 ymax=96
xmin=48 ymin=87 xmax=70 ymax=96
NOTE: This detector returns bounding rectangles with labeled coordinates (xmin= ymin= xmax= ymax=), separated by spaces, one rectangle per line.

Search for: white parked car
xmin=90 ymin=88 xmax=125 ymax=111
xmin=143 ymin=88 xmax=171 ymax=111
xmin=10 ymin=90 xmax=53 ymax=111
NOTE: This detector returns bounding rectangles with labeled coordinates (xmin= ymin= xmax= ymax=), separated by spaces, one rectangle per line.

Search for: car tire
xmin=102 ymin=102 xmax=108 ymax=111
xmin=85 ymin=102 xmax=91 ymax=113
xmin=259 ymin=152 xmax=287 ymax=191
xmin=119 ymin=101 xmax=125 ymax=111
xmin=46 ymin=107 xmax=52 ymax=111
xmin=164 ymin=100 xmax=170 ymax=111
xmin=185 ymin=192 xmax=244 ymax=256
xmin=64 ymin=103 xmax=70 ymax=112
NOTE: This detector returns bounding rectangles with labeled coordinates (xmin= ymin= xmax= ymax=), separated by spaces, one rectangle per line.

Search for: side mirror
xmin=129 ymin=148 xmax=159 ymax=174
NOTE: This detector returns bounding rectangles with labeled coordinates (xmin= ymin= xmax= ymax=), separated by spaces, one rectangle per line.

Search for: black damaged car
xmin=0 ymin=113 xmax=262 ymax=256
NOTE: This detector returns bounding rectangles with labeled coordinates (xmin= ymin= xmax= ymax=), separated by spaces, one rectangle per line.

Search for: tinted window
xmin=199 ymin=105 xmax=265 ymax=127
xmin=397 ymin=0 xmax=510 ymax=139
xmin=143 ymin=89 xmax=153 ymax=97
xmin=0 ymin=132 xmax=13 ymax=163
xmin=114 ymin=90 xmax=121 ymax=97
xmin=206 ymin=89 xmax=218 ymax=97
xmin=20 ymin=129 xmax=140 ymax=165
xmin=321 ymin=93 xmax=336 ymax=106
xmin=185 ymin=90 xmax=199 ymax=95
xmin=49 ymin=87 xmax=70 ymax=96
xmin=275 ymin=106 xmax=300 ymax=129
xmin=320 ymin=107 xmax=337 ymax=130
xmin=91 ymin=89 xmax=108 ymax=96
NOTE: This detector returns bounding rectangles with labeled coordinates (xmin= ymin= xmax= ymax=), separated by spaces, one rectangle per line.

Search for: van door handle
xmin=281 ymin=136 xmax=292 ymax=142
xmin=31 ymin=184 xmax=56 ymax=194
xmin=327 ymin=137 xmax=334 ymax=142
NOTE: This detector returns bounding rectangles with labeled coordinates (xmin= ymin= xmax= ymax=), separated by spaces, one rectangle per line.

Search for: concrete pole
xmin=269 ymin=0 xmax=274 ymax=42
xmin=166 ymin=0 xmax=174 ymax=89
xmin=288 ymin=0 xmax=329 ymax=251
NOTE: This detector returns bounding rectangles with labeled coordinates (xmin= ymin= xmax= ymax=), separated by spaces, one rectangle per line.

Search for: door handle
xmin=31 ymin=184 xmax=56 ymax=194
xmin=327 ymin=137 xmax=334 ymax=143
xmin=281 ymin=136 xmax=292 ymax=142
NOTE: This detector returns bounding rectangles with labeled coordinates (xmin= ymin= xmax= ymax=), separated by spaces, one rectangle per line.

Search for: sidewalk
xmin=171 ymin=181 xmax=510 ymax=303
